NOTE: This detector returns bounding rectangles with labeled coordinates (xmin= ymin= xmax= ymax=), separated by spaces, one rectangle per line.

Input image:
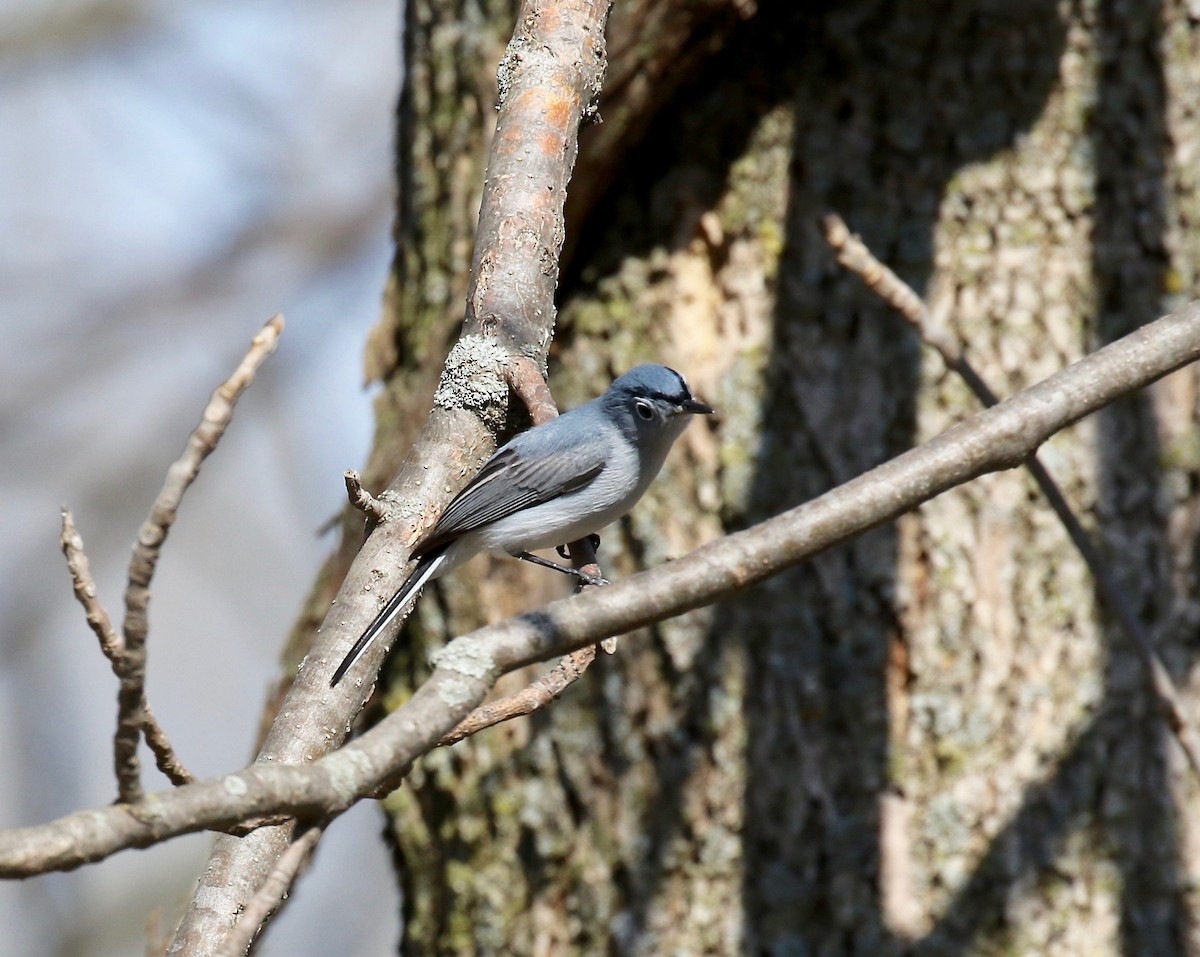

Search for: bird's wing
xmin=416 ymin=437 xmax=606 ymax=552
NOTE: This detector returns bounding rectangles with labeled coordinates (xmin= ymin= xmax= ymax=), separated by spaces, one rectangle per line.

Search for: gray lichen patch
xmin=323 ymin=748 xmax=377 ymax=804
xmin=434 ymin=676 xmax=478 ymax=710
xmin=433 ymin=336 xmax=511 ymax=431
xmin=431 ymin=637 xmax=498 ymax=682
xmin=380 ymin=490 xmax=432 ymax=535
xmin=496 ymin=35 xmax=532 ymax=110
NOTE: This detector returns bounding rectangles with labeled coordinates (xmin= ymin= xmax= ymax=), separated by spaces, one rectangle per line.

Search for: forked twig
xmin=63 ymin=315 xmax=284 ymax=803
xmin=822 ymin=212 xmax=1200 ymax=782
xmin=123 ymin=314 xmax=283 ymax=800
xmin=61 ymin=501 xmax=197 ymax=794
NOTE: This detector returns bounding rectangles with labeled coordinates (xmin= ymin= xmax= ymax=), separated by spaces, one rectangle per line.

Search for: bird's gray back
xmin=466 ymin=412 xmax=643 ymax=556
xmin=417 ymin=400 xmax=613 ymax=550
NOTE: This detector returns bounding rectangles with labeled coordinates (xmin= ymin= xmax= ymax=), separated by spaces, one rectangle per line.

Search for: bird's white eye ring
xmin=635 ymin=399 xmax=655 ymax=420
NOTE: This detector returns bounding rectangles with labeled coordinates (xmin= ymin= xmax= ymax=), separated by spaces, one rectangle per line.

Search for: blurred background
xmin=0 ymin=0 xmax=403 ymax=952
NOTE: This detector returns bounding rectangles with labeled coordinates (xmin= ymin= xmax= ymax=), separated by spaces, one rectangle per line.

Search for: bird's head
xmin=605 ymin=364 xmax=715 ymax=441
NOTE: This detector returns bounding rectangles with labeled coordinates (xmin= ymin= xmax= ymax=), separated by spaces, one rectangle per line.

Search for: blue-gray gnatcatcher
xmin=331 ymin=364 xmax=714 ymax=685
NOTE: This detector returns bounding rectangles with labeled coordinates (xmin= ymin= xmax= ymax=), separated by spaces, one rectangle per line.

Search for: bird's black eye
xmin=634 ymin=399 xmax=655 ymax=420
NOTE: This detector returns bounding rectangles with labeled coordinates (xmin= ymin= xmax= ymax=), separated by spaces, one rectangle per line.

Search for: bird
xmin=330 ymin=364 xmax=714 ymax=686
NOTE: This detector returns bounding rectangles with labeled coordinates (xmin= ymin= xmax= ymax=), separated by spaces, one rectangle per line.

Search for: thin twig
xmin=821 ymin=213 xmax=1004 ymax=400
xmin=439 ymin=532 xmax=609 ymax=745
xmin=343 ymin=469 xmax=390 ymax=524
xmin=822 ymin=212 xmax=1200 ymax=783
xmin=143 ymin=705 xmax=195 ymax=786
xmin=441 ymin=647 xmax=598 ymax=745
xmin=506 ymin=355 xmax=561 ymax=426
xmin=111 ymin=314 xmax=284 ymax=803
xmin=60 ymin=509 xmax=124 ymax=664
xmin=5 ymin=301 xmax=1200 ymax=878
xmin=216 ymin=825 xmax=323 ymax=957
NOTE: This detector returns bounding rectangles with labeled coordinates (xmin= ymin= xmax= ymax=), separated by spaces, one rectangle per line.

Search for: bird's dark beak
xmin=681 ymin=397 xmax=716 ymax=415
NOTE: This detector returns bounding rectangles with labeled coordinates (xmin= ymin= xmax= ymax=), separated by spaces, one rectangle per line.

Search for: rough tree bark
xmin=315 ymin=0 xmax=1200 ymax=954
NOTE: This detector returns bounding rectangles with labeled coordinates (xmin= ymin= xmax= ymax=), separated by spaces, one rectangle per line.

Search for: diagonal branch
xmin=166 ymin=4 xmax=615 ymax=952
xmin=123 ymin=313 xmax=286 ymax=647
xmin=506 ymin=354 xmax=562 ymax=426
xmin=822 ymin=212 xmax=1200 ymax=784
xmin=5 ymin=299 xmax=1200 ymax=880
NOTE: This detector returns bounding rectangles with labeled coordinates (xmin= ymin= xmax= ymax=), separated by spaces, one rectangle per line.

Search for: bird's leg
xmin=556 ymin=534 xmax=600 ymax=560
xmin=515 ymin=551 xmax=610 ymax=587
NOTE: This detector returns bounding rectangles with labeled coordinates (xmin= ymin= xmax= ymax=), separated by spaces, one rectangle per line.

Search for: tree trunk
xmin=348 ymin=0 xmax=1200 ymax=953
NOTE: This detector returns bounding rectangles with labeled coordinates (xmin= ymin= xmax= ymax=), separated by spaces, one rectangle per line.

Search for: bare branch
xmin=6 ymin=300 xmax=1200 ymax=880
xmin=823 ymin=213 xmax=1200 ymax=784
xmin=123 ymin=313 xmax=285 ymax=642
xmin=822 ymin=213 xmax=996 ymax=398
xmin=60 ymin=509 xmax=197 ymax=790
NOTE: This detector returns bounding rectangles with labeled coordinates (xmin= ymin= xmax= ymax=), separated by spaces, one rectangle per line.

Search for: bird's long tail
xmin=330 ymin=544 xmax=451 ymax=686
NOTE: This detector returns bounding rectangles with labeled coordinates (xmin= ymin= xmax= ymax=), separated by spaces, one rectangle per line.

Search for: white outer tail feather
xmin=329 ymin=547 xmax=450 ymax=686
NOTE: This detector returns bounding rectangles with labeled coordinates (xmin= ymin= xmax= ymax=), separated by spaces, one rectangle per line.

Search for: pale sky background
xmin=0 ymin=0 xmax=405 ymax=953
